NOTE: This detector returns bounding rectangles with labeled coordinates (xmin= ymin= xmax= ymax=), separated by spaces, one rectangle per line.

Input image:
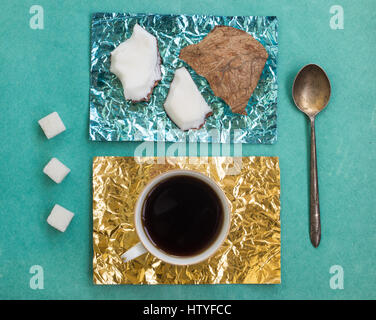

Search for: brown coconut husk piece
xmin=180 ymin=26 xmax=268 ymax=115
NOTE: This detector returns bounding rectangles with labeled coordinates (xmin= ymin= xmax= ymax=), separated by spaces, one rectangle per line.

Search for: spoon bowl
xmin=292 ymin=64 xmax=331 ymax=248
xmin=293 ymin=64 xmax=331 ymax=117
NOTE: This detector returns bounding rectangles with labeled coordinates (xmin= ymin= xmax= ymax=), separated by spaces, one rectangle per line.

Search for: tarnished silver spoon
xmin=292 ymin=64 xmax=331 ymax=248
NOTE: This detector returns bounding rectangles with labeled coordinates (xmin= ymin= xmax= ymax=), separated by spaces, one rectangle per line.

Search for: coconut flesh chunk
xmin=110 ymin=24 xmax=162 ymax=101
xmin=164 ymin=67 xmax=212 ymax=131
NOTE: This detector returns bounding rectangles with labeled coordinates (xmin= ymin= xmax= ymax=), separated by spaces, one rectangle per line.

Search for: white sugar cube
xmin=43 ymin=158 xmax=70 ymax=183
xmin=47 ymin=204 xmax=74 ymax=232
xmin=38 ymin=112 xmax=66 ymax=139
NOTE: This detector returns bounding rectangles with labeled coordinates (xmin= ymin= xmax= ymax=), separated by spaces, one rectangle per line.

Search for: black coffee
xmin=142 ymin=175 xmax=224 ymax=256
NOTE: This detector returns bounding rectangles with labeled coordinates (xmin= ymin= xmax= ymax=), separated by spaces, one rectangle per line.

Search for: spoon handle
xmin=309 ymin=117 xmax=321 ymax=247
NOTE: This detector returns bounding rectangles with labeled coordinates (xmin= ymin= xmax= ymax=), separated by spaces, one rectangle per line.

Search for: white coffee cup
xmin=121 ymin=170 xmax=231 ymax=265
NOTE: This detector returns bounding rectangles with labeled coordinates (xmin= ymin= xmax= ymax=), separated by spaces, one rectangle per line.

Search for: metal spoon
xmin=292 ymin=64 xmax=331 ymax=248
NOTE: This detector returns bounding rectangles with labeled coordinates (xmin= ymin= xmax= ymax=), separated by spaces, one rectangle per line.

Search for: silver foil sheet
xmin=89 ymin=13 xmax=278 ymax=143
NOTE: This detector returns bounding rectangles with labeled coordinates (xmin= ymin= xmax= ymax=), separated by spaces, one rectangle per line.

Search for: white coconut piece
xmin=164 ymin=67 xmax=212 ymax=130
xmin=110 ymin=24 xmax=162 ymax=101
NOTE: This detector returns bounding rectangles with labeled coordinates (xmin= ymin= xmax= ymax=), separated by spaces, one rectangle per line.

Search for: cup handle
xmin=121 ymin=242 xmax=148 ymax=262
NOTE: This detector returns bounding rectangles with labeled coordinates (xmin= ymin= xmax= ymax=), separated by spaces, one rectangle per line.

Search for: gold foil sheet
xmin=93 ymin=157 xmax=281 ymax=284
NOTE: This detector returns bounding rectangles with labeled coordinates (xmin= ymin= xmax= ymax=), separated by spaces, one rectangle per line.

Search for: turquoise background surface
xmin=0 ymin=0 xmax=375 ymax=300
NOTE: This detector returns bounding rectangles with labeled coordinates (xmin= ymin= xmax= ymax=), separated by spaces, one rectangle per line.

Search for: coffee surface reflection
xmin=142 ymin=176 xmax=224 ymax=256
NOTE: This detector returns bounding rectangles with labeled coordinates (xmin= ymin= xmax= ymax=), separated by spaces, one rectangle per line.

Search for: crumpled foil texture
xmin=90 ymin=13 xmax=278 ymax=144
xmin=93 ymin=157 xmax=281 ymax=284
